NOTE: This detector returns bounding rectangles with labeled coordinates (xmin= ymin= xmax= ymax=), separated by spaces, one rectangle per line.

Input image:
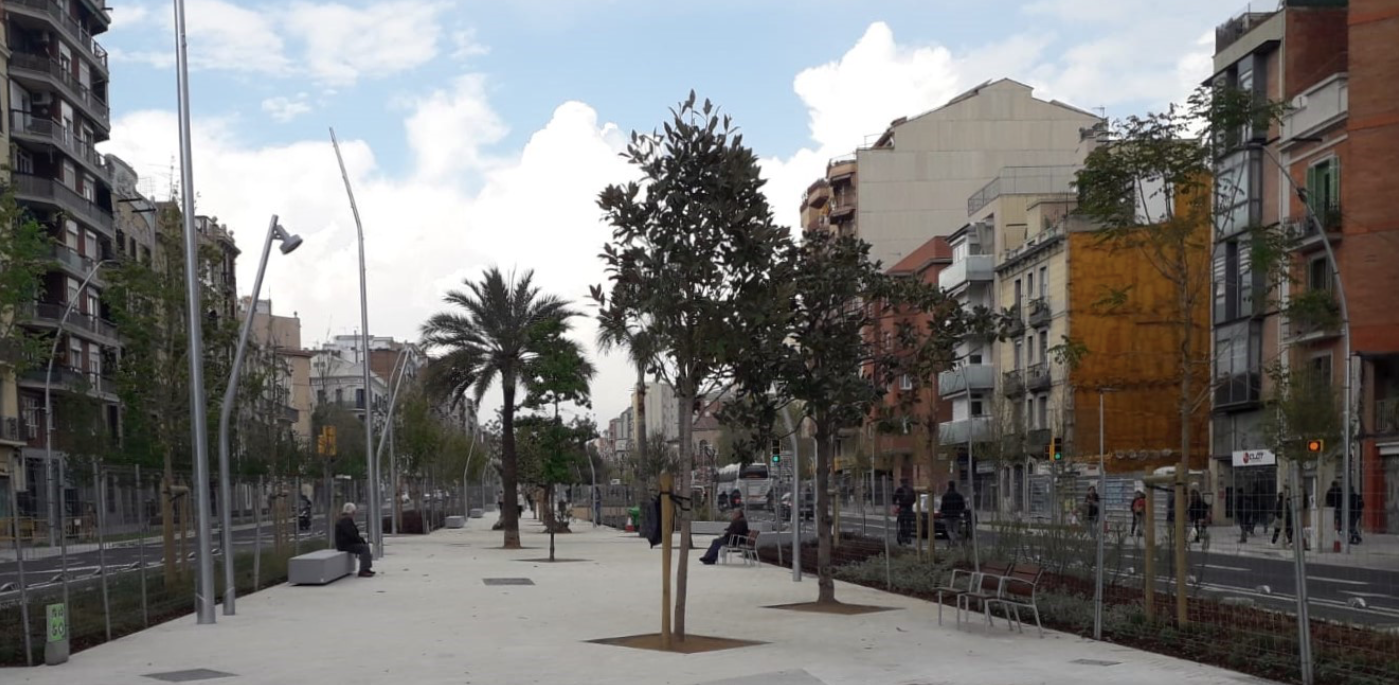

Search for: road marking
xmin=1309 ymin=576 xmax=1368 ymax=586
xmin=1341 ymin=591 xmax=1391 ymax=598
xmin=1203 ymin=564 xmax=1249 ymax=572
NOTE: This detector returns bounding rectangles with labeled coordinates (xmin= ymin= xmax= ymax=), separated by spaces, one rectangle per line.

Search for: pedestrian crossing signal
xmin=771 ymin=440 xmax=781 ymax=464
xmin=1049 ymin=437 xmax=1063 ymax=461
xmin=1307 ymin=439 xmax=1324 ymax=454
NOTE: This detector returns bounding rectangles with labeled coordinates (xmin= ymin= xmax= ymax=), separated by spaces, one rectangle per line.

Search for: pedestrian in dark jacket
xmin=335 ymin=503 xmax=374 ymax=577
xmin=940 ymin=481 xmax=966 ymax=544
xmin=700 ymin=509 xmax=750 ymax=565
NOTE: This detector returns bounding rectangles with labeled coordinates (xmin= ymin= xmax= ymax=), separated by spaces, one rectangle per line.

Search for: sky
xmin=96 ymin=0 xmax=1231 ymax=429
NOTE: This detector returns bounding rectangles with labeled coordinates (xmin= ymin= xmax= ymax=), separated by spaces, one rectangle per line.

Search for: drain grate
xmin=143 ymin=668 xmax=237 ymax=682
xmin=483 ymin=577 xmax=534 ymax=586
xmin=1071 ymin=659 xmax=1121 ymax=667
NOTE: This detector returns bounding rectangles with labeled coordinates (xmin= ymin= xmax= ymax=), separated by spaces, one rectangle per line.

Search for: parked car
xmin=779 ymin=489 xmax=816 ymax=521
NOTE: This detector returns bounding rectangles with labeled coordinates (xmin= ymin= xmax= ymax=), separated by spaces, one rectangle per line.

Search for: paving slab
xmin=1 ymin=514 xmax=1282 ymax=685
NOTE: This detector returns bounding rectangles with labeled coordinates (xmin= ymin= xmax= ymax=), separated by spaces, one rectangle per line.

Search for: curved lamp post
xmin=216 ymin=216 xmax=302 ymax=615
xmin=44 ymin=257 xmax=118 ymax=641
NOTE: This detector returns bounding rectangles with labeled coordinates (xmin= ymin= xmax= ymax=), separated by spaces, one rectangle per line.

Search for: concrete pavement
xmin=3 ymin=513 xmax=1281 ymax=685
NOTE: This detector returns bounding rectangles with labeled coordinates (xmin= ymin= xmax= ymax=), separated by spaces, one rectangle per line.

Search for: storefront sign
xmin=1232 ymin=449 xmax=1276 ymax=467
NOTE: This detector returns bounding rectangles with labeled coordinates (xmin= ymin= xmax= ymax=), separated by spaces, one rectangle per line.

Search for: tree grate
xmin=143 ymin=669 xmax=237 ymax=682
xmin=483 ymin=577 xmax=534 ymax=585
xmin=1071 ymin=659 xmax=1121 ymax=667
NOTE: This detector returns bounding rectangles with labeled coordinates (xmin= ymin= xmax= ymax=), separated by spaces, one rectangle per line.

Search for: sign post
xmin=44 ymin=602 xmax=68 ymax=665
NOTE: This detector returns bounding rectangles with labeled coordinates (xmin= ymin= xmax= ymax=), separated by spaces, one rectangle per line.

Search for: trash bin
xmin=628 ymin=505 xmax=641 ymax=533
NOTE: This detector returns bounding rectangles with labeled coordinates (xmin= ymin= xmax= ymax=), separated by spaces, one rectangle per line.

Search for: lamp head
xmin=272 ymin=225 xmax=304 ymax=255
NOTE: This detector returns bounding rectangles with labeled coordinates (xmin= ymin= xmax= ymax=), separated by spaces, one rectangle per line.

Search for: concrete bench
xmin=446 ymin=516 xmax=466 ymax=529
xmin=289 ymin=549 xmax=354 ymax=585
xmin=469 ymin=508 xmax=484 ymax=519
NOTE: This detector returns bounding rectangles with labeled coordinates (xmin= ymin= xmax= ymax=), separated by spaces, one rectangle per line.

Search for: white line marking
xmin=1204 ymin=564 xmax=1249 ymax=572
xmin=1309 ymin=576 xmax=1368 ymax=586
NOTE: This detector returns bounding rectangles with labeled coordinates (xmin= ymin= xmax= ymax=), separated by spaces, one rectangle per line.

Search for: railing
xmin=1027 ymin=297 xmax=1051 ymax=328
xmin=938 ymin=416 xmax=992 ymax=445
xmin=10 ymin=110 xmax=112 ymax=178
xmin=937 ymin=254 xmax=994 ymax=291
xmin=24 ymin=301 xmax=118 ymax=340
xmin=1026 ymin=363 xmax=1051 ymax=391
xmin=1003 ymin=369 xmax=1025 ymax=396
xmin=938 ymin=364 xmax=995 ymax=397
xmin=1214 ymin=372 xmax=1262 ymax=409
xmin=7 ymin=0 xmax=110 ymax=71
xmin=0 ymin=417 xmax=27 ymax=443
xmin=9 ymin=52 xmax=110 ymax=124
xmin=1377 ymin=397 xmax=1399 ymax=435
xmin=51 ymin=243 xmax=102 ymax=276
xmin=1004 ymin=305 xmax=1025 ymax=336
xmin=11 ymin=173 xmax=114 ymax=233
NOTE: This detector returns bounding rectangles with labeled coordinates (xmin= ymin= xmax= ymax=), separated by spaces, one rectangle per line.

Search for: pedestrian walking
xmin=1130 ymin=490 xmax=1146 ymax=538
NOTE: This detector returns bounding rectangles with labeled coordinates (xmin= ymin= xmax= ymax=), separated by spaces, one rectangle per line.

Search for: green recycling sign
xmin=46 ymin=604 xmax=67 ymax=643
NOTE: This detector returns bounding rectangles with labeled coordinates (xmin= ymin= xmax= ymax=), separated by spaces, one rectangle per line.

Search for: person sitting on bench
xmin=700 ymin=509 xmax=749 ymax=565
xmin=335 ymin=503 xmax=375 ymax=577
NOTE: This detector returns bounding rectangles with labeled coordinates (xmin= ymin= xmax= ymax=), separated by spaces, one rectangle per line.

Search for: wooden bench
xmin=288 ymin=549 xmax=355 ymax=585
xmin=720 ymin=531 xmax=760 ymax=566
xmin=987 ymin=564 xmax=1045 ymax=637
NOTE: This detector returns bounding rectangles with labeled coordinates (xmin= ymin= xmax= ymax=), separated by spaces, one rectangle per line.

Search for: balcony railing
xmin=7 ymin=0 xmax=110 ymax=72
xmin=1027 ymin=298 xmax=1051 ymax=328
xmin=25 ymin=302 xmax=118 ymax=340
xmin=938 ymin=416 xmax=993 ymax=445
xmin=51 ymin=243 xmax=103 ymax=279
xmin=1027 ymin=428 xmax=1052 ymax=449
xmin=937 ymin=254 xmax=994 ymax=291
xmin=10 ymin=110 xmax=113 ymax=179
xmin=1026 ymin=363 xmax=1052 ymax=391
xmin=1214 ymin=372 xmax=1262 ymax=409
xmin=11 ymin=173 xmax=114 ymax=234
xmin=1377 ymin=397 xmax=1399 ymax=435
xmin=9 ymin=52 xmax=110 ymax=126
xmin=19 ymin=366 xmax=116 ymax=396
xmin=0 ymin=417 xmax=27 ymax=443
xmin=938 ymin=364 xmax=995 ymax=397
xmin=1003 ymin=369 xmax=1025 ymax=397
xmin=1003 ymin=306 xmax=1025 ymax=337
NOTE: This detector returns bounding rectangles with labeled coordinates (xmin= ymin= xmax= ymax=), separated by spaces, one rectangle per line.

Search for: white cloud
xmin=403 ymin=75 xmax=509 ymax=180
xmin=109 ymin=0 xmax=453 ymax=85
xmin=102 ymin=73 xmax=638 ymax=425
xmin=261 ymin=94 xmax=313 ymax=122
xmin=451 ymin=28 xmax=491 ymax=60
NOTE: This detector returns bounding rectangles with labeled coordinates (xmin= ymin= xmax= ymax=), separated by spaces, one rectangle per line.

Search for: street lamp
xmin=216 ymin=216 xmax=302 ymax=616
xmin=44 ymin=257 xmax=117 ymax=640
xmin=1251 ymin=142 xmax=1354 ymax=554
xmin=171 ymin=0 xmax=218 ymax=625
xmin=1093 ymin=386 xmax=1116 ymax=641
xmin=328 ymin=128 xmax=380 ymax=559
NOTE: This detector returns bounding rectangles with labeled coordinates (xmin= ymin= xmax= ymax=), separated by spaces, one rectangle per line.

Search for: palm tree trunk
xmin=501 ymin=379 xmax=522 ymax=549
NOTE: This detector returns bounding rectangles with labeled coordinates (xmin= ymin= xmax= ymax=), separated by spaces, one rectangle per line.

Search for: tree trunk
xmin=162 ymin=451 xmax=176 ymax=584
xmin=673 ymin=385 xmax=694 ymax=640
xmin=548 ymin=482 xmax=556 ymax=561
xmin=816 ymin=418 xmax=836 ymax=604
xmin=1175 ymin=278 xmax=1191 ymax=624
xmin=500 ymin=379 xmax=521 ymax=549
xmin=634 ymin=366 xmax=648 ymax=464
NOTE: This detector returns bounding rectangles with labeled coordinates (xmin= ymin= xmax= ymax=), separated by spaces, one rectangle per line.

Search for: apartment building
xmin=0 ymin=6 xmax=16 ymax=519
xmin=854 ymin=79 xmax=1102 ymax=268
xmin=1204 ymin=0 xmax=1399 ymax=530
xmin=242 ymin=298 xmax=314 ymax=447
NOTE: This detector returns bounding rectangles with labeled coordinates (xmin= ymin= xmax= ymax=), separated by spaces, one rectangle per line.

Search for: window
xmin=971 ymin=399 xmax=984 ymax=416
xmin=900 ymin=374 xmax=912 ymax=390
xmin=335 ymin=388 xmax=344 ymax=404
xmin=67 ymin=277 xmax=80 ymax=305
xmin=969 ymin=353 xmax=982 ymax=364
xmin=1306 ymin=158 xmax=1340 ymax=219
xmin=1013 ymin=340 xmax=1023 ymax=370
xmin=69 ymin=338 xmax=83 ymax=371
xmin=1026 ymin=272 xmax=1035 ymax=298
xmin=1039 ymin=266 xmax=1048 ymax=297
xmin=89 ymin=346 xmax=101 ymax=378
xmin=13 ymin=149 xmax=33 ymax=175
xmin=1014 ymin=279 xmax=1022 ymax=311
xmin=67 ymin=222 xmax=80 ymax=251
xmin=85 ymin=230 xmax=98 ymax=258
xmin=1308 ymin=257 xmax=1331 ymax=292
xmin=1311 ymin=353 xmax=1332 ymax=389
xmin=1026 ymin=398 xmax=1036 ymax=429
xmin=23 ymin=397 xmax=41 ymax=437
xmin=1025 ymin=335 xmax=1035 ymax=364
xmin=1038 ymin=396 xmax=1049 ymax=429
xmin=317 ymin=389 xmax=327 ymax=404
xmin=81 ymin=175 xmax=96 ymax=202
xmin=356 ymin=388 xmax=367 ymax=409
xmin=62 ymin=161 xmax=76 ymax=189
xmin=1039 ymin=331 xmax=1049 ymax=363
xmin=86 ymin=291 xmax=99 ymax=318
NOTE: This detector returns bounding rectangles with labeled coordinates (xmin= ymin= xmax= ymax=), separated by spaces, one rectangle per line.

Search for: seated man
xmin=700 ymin=509 xmax=749 ymax=565
xmin=335 ymin=503 xmax=375 ymax=577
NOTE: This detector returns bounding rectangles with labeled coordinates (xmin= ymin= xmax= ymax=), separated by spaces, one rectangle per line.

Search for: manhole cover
xmin=1071 ymin=659 xmax=1121 ymax=667
xmin=143 ymin=669 xmax=237 ymax=682
xmin=483 ymin=578 xmax=534 ymax=586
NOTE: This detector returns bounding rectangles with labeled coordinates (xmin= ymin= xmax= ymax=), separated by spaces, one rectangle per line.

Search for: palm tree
xmin=596 ymin=318 xmax=657 ymax=483
xmin=421 ymin=267 xmax=576 ymax=548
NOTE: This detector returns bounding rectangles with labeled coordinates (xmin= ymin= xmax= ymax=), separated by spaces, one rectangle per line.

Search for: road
xmin=838 ymin=513 xmax=1399 ymax=629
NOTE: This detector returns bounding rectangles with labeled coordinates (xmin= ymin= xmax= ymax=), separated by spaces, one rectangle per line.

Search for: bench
xmin=950 ymin=561 xmax=1015 ymax=629
xmin=986 ymin=564 xmax=1045 ymax=637
xmin=289 ymin=549 xmax=355 ymax=585
xmin=445 ymin=516 xmax=466 ymax=529
xmin=720 ymin=531 xmax=759 ymax=567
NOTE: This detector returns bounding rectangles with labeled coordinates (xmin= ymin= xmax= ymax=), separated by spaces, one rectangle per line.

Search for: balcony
xmin=1283 ymin=212 xmax=1341 ymax=253
xmin=19 ymin=367 xmax=118 ymax=398
xmin=11 ymin=173 xmax=114 ymax=235
xmin=938 ymin=416 xmax=992 ymax=446
xmin=24 ymin=302 xmax=119 ymax=342
xmin=1003 ymin=369 xmax=1025 ymax=397
xmin=937 ymin=254 xmax=994 ymax=292
xmin=1026 ymin=363 xmax=1052 ymax=392
xmin=1003 ymin=306 xmax=1025 ymax=337
xmin=938 ymin=364 xmax=994 ymax=398
xmin=1283 ymin=74 xmax=1346 ymax=145
xmin=829 ymin=194 xmax=857 ymax=222
xmin=50 ymin=244 xmax=105 ymax=282
xmin=6 ymin=0 xmax=110 ymax=74
xmin=1377 ymin=397 xmax=1399 ymax=436
xmin=1026 ymin=428 xmax=1052 ymax=450
xmin=1027 ymin=298 xmax=1051 ymax=328
xmin=10 ymin=110 xmax=113 ymax=180
xmin=0 ymin=417 xmax=28 ymax=445
xmin=9 ymin=53 xmax=110 ymax=128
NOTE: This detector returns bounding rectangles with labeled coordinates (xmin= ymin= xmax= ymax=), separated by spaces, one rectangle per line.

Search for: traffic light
xmin=1049 ymin=437 xmax=1063 ymax=462
xmin=1307 ymin=439 xmax=1325 ymax=454
xmin=771 ymin=439 xmax=782 ymax=465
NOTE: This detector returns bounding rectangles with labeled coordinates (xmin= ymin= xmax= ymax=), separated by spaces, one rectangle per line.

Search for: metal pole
xmin=965 ymin=365 xmax=980 ymax=572
xmin=1094 ymin=390 xmax=1107 ymax=641
xmin=215 ymin=215 xmax=279 ymax=616
xmin=44 ymin=260 xmax=110 ymax=634
xmin=7 ymin=461 xmax=33 ymax=665
xmin=93 ymin=462 xmax=111 ymax=641
xmin=330 ymin=128 xmax=380 ymax=560
xmin=1257 ymin=144 xmax=1353 ymax=554
xmin=172 ymin=0 xmax=217 ymax=625
xmin=1288 ymin=465 xmax=1315 ymax=685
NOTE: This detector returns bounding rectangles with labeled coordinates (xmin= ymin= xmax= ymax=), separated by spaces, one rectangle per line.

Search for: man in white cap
xmin=335 ymin=503 xmax=374 ymax=577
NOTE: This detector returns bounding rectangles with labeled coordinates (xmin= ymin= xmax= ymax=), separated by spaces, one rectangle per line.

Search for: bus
xmin=711 ymin=462 xmax=775 ymax=511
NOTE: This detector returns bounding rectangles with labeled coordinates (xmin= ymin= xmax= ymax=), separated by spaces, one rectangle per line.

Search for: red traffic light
xmin=1306 ymin=439 xmax=1324 ymax=453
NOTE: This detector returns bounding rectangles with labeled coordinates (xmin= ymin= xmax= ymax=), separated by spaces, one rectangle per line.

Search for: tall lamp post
xmin=1253 ymin=143 xmax=1353 ymax=554
xmin=329 ymin=128 xmax=379 ymax=558
xmin=1093 ymin=386 xmax=1116 ymax=641
xmin=44 ymin=258 xmax=117 ymax=652
xmin=216 ymin=216 xmax=303 ymax=616
xmin=171 ymin=0 xmax=217 ymax=625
